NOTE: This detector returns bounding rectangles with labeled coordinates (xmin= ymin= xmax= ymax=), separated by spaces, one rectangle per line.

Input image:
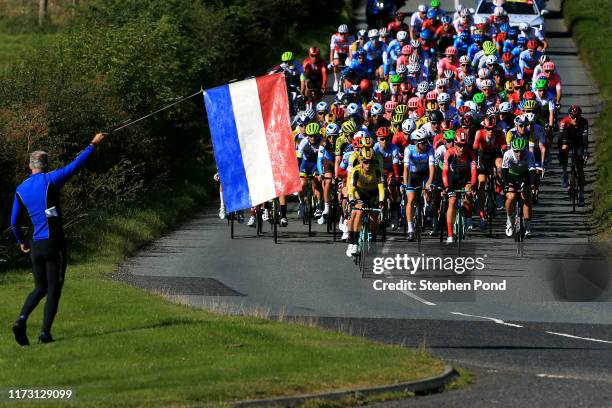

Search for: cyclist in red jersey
xmin=558 ymin=105 xmax=588 ymax=205
xmin=387 ymin=11 xmax=409 ymax=38
xmin=302 ymin=47 xmax=328 ymax=104
xmin=442 ymin=128 xmax=477 ymax=242
xmin=473 ymin=115 xmax=506 ymax=230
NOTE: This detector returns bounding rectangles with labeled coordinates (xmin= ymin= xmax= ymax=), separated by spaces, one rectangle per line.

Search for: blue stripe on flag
xmin=203 ymin=86 xmax=251 ymax=212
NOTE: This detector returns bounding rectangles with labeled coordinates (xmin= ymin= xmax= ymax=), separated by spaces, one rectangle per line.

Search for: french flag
xmin=204 ymin=74 xmax=301 ymax=212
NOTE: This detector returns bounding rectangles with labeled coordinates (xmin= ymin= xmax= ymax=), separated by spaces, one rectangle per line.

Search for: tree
xmin=39 ymin=0 xmax=48 ymax=26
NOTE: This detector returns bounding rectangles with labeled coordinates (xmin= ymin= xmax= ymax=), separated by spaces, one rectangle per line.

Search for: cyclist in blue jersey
xmin=11 ymin=132 xmax=105 ymax=346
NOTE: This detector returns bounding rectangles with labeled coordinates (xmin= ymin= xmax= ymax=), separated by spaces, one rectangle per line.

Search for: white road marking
xmin=537 ymin=374 xmax=567 ymax=379
xmin=545 ymin=331 xmax=612 ymax=344
xmin=450 ymin=312 xmax=524 ymax=328
xmin=380 ymin=237 xmax=437 ymax=306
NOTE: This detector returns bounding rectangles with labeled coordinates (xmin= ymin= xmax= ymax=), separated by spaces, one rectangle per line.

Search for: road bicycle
xmin=452 ymin=189 xmax=469 ymax=254
xmin=351 ymin=206 xmax=382 ymax=276
xmin=484 ymin=165 xmax=497 ymax=237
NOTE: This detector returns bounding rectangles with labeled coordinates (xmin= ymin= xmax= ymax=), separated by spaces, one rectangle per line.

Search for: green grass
xmin=0 ymin=33 xmax=57 ymax=73
xmin=0 ymin=180 xmax=452 ymax=407
xmin=564 ymin=0 xmax=612 ymax=239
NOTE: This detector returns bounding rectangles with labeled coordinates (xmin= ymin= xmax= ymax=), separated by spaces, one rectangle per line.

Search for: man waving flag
xmin=204 ymin=73 xmax=301 ymax=212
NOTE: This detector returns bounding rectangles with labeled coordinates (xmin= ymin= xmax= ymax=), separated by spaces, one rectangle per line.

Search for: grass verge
xmin=0 ymin=180 xmax=449 ymax=407
xmin=563 ymin=0 xmax=612 ymax=239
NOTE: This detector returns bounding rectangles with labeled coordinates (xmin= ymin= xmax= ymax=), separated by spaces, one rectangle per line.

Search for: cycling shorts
xmin=446 ymin=172 xmax=471 ymax=197
xmin=300 ymin=160 xmax=319 ymax=177
xmin=406 ymin=171 xmax=428 ymax=191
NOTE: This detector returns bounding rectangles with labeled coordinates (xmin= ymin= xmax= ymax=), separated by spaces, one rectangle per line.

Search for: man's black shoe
xmin=38 ymin=332 xmax=54 ymax=344
xmin=407 ymin=232 xmax=416 ymax=242
xmin=12 ymin=320 xmax=29 ymax=346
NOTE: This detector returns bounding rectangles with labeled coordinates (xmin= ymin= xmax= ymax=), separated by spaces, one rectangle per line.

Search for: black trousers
xmin=19 ymin=239 xmax=67 ymax=333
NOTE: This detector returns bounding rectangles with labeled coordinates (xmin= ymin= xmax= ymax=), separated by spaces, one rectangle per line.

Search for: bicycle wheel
xmin=273 ymin=200 xmax=279 ymax=244
xmin=360 ymin=221 xmax=370 ymax=277
xmin=256 ymin=208 xmax=263 ymax=237
xmin=515 ymin=199 xmax=524 ymax=256
xmin=306 ymin=179 xmax=313 ymax=236
xmin=230 ymin=212 xmax=235 ymax=239
xmin=438 ymin=196 xmax=446 ymax=244
xmin=487 ymin=175 xmax=496 ymax=237
xmin=415 ymin=202 xmax=422 ymax=251
xmin=571 ymin=160 xmax=577 ymax=214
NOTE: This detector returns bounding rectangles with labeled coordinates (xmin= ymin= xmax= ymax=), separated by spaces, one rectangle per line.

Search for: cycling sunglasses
xmin=544 ymin=70 xmax=553 ymax=74
xmin=362 ymin=160 xmax=374 ymax=164
xmin=455 ymin=143 xmax=467 ymax=148
xmin=377 ymin=137 xmax=389 ymax=141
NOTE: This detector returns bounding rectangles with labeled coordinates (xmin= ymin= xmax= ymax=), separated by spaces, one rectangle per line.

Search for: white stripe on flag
xmin=229 ymin=79 xmax=276 ymax=206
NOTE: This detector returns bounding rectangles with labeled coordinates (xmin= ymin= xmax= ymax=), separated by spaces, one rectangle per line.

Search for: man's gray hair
xmin=29 ymin=151 xmax=49 ymax=171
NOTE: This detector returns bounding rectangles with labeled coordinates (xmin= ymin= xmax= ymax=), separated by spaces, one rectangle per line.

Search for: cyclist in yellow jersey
xmin=346 ymin=147 xmax=385 ymax=257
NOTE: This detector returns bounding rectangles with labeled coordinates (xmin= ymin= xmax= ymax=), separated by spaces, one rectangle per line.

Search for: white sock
xmin=408 ymin=221 xmax=414 ymax=233
xmin=219 ymin=192 xmax=224 ymax=208
xmin=324 ymin=202 xmax=330 ymax=211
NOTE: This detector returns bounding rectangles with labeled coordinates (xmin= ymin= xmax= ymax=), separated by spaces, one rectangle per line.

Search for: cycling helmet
xmin=379 ymin=81 xmax=390 ymax=92
xmin=304 ymin=108 xmax=316 ymax=121
xmin=445 ymin=46 xmax=458 ymax=56
xmin=566 ymin=104 xmax=581 ymax=117
xmin=437 ymin=92 xmax=451 ymax=104
xmin=499 ymin=102 xmax=513 ymax=113
xmin=391 ymin=112 xmax=404 ymax=124
xmin=428 ymin=110 xmax=443 ymax=124
xmin=305 ymin=122 xmax=321 ymax=136
xmin=417 ymin=81 xmax=430 ymax=94
xmin=442 ymin=15 xmax=452 ymax=24
xmin=443 ymin=129 xmax=456 ymax=142
xmin=523 ymin=91 xmax=536 ymax=100
xmin=338 ymin=24 xmax=349 ymax=34
xmin=385 ymin=100 xmax=398 ymax=111
xmin=502 ymin=52 xmax=514 ymax=63
xmin=483 ymin=41 xmax=496 ymax=55
xmin=480 ymin=79 xmax=494 ymax=89
xmin=390 ymin=74 xmax=402 ymax=84
xmin=518 ymin=22 xmax=529 ymax=32
xmin=420 ymin=29 xmax=432 ymax=41
xmin=514 ymin=114 xmax=527 ymax=126
xmin=426 ymin=100 xmax=439 ymax=112
xmin=356 ymin=48 xmax=367 ymax=57
xmin=517 ymin=36 xmax=527 ymax=45
xmin=408 ymin=62 xmax=420 ymax=73
xmin=426 ymin=9 xmax=437 ymax=19
xmin=511 ymin=137 xmax=527 ymax=151
xmin=360 ymin=78 xmax=372 ymax=93
xmin=535 ymin=79 xmax=548 ymax=90
xmin=411 ymin=128 xmax=428 ymax=143
xmin=464 ymin=75 xmax=475 ymax=87
xmin=513 ymin=79 xmax=526 ymax=89
xmin=500 ymin=23 xmax=510 ymax=33
xmin=407 ymin=97 xmax=420 ymax=109
xmin=281 ymin=51 xmax=293 ymax=62
xmin=539 ymin=54 xmax=550 ymax=65
xmin=368 ymin=29 xmax=379 ymax=39
xmin=331 ymin=105 xmax=345 ymax=118
xmin=402 ymin=118 xmax=417 ymax=134
xmin=543 ymin=61 xmax=556 ymax=71
xmin=341 ymin=120 xmax=358 ymax=134
xmin=473 ymin=92 xmax=485 ymax=104
xmin=359 ymin=147 xmax=375 ymax=161
xmin=460 ymin=7 xmax=471 ymax=17
xmin=347 ymin=103 xmax=361 ymax=116
xmin=379 ymin=28 xmax=388 ymax=38
xmin=486 ymin=106 xmax=498 ymax=116
xmin=459 ymin=31 xmax=470 ymax=42
xmin=503 ymin=81 xmax=514 ymax=92
xmin=410 ymin=39 xmax=421 ymax=48
xmin=397 ymin=30 xmax=408 ymax=41
xmin=395 ymin=104 xmax=408 ymax=115
xmin=408 ymin=53 xmax=421 ymax=64
xmin=464 ymin=100 xmax=477 ymax=112
xmin=426 ymin=90 xmax=438 ymax=101
xmin=473 ymin=33 xmax=484 ymax=43
xmin=418 ymin=4 xmax=427 ymax=12
xmin=482 ymin=115 xmax=497 ymax=129
xmin=523 ymin=99 xmax=538 ymax=112
xmin=524 ymin=112 xmax=536 ymax=124
xmin=401 ymin=45 xmax=414 ymax=56
xmin=461 ymin=113 xmax=475 ymax=127
xmin=485 ymin=55 xmax=498 ymax=65
xmin=454 ymin=128 xmax=469 ymax=145
xmin=400 ymin=82 xmax=411 ymax=96
xmin=361 ymin=135 xmax=374 ymax=148
xmin=431 ymin=0 xmax=440 ymax=7
xmin=527 ymin=40 xmax=538 ymax=50
xmin=478 ymin=67 xmax=490 ymax=78
xmin=376 ymin=127 xmax=391 ymax=139
xmin=309 ymin=46 xmax=320 ymax=56
xmin=397 ymin=64 xmax=407 ymax=74
xmin=316 ymin=101 xmax=329 ymax=113
xmin=370 ymin=103 xmax=383 ymax=116
xmin=357 ymin=29 xmax=367 ymax=39
xmin=325 ymin=122 xmax=340 ymax=137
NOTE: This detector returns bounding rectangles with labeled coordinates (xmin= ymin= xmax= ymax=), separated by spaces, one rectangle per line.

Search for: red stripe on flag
xmin=256 ymin=74 xmax=301 ymax=197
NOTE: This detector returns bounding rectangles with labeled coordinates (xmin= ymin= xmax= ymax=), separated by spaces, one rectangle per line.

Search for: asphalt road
xmin=120 ymin=0 xmax=612 ymax=406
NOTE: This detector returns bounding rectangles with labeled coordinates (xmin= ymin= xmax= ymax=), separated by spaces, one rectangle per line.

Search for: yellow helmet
xmin=504 ymin=80 xmax=514 ymax=92
xmin=391 ymin=112 xmax=404 ymax=124
xmin=395 ymin=104 xmax=408 ymax=115
xmin=341 ymin=120 xmax=357 ymax=134
xmin=378 ymin=81 xmax=390 ymax=92
xmin=523 ymin=100 xmax=538 ymax=112
xmin=360 ymin=136 xmax=374 ymax=148
xmin=426 ymin=101 xmax=439 ymax=112
xmin=359 ymin=147 xmax=375 ymax=161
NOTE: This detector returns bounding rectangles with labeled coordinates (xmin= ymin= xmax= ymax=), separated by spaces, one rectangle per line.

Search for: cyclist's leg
xmin=447 ymin=194 xmax=457 ymax=239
